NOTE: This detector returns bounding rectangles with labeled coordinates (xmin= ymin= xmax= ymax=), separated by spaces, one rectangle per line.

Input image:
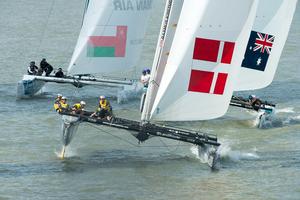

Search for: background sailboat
xmin=231 ymin=0 xmax=298 ymax=125
xmin=235 ymin=0 xmax=298 ymax=91
xmin=17 ymin=0 xmax=155 ymax=99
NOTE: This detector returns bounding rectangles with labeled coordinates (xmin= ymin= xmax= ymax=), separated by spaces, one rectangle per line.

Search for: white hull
xmin=257 ymin=108 xmax=276 ymax=128
xmin=17 ymin=75 xmax=46 ymax=98
xmin=17 ymin=74 xmax=143 ymax=100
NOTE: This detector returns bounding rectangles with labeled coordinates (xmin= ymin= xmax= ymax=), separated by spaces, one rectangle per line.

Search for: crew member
xmin=53 ymin=94 xmax=63 ymax=112
xmin=27 ymin=61 xmax=38 ymax=75
xmin=72 ymin=101 xmax=86 ymax=114
xmin=249 ymin=95 xmax=263 ymax=111
xmin=90 ymin=96 xmax=112 ymax=120
xmin=40 ymin=58 xmax=53 ymax=76
xmin=54 ymin=68 xmax=64 ymax=78
xmin=56 ymin=96 xmax=69 ymax=113
xmin=140 ymin=69 xmax=150 ymax=90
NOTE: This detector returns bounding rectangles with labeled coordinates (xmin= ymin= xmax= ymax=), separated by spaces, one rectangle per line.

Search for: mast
xmin=141 ymin=0 xmax=176 ymax=121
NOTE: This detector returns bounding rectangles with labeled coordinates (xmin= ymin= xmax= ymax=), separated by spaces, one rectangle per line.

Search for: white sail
xmin=144 ymin=0 xmax=258 ymax=121
xmin=68 ymin=0 xmax=154 ymax=75
xmin=141 ymin=0 xmax=184 ymax=121
xmin=235 ymin=0 xmax=297 ymax=91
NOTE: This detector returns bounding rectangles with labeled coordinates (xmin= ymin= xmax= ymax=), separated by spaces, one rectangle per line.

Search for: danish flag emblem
xmin=188 ymin=37 xmax=235 ymax=95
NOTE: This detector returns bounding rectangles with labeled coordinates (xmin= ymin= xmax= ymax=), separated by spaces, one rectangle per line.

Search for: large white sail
xmin=68 ymin=0 xmax=154 ymax=75
xmin=144 ymin=0 xmax=258 ymax=121
xmin=235 ymin=0 xmax=297 ymax=91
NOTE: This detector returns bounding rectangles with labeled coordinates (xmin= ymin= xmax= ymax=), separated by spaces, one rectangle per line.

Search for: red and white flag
xmin=188 ymin=37 xmax=235 ymax=95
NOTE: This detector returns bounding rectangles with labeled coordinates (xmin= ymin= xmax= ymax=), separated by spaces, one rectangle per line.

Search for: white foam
xmin=283 ymin=115 xmax=300 ymax=125
xmin=190 ymin=146 xmax=210 ymax=164
xmin=190 ymin=146 xmax=200 ymax=159
xmin=275 ymin=107 xmax=295 ymax=114
xmin=55 ymin=146 xmax=77 ymax=159
xmin=117 ymin=83 xmax=143 ymax=104
xmin=217 ymin=141 xmax=259 ymax=162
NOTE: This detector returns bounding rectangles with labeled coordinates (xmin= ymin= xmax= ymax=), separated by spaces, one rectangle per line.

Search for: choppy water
xmin=0 ymin=1 xmax=300 ymax=199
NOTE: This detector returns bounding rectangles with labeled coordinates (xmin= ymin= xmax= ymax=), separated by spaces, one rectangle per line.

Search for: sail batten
xmin=68 ymin=0 xmax=154 ymax=75
xmin=143 ymin=0 xmax=259 ymax=122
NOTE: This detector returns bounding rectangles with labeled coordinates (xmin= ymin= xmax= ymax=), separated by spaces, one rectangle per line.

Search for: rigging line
xmin=86 ymin=123 xmax=140 ymax=147
xmin=37 ymin=0 xmax=56 ymax=54
xmin=81 ymin=0 xmax=90 ymax=27
xmin=158 ymin=137 xmax=182 ymax=153
xmin=85 ymin=123 xmax=191 ymax=148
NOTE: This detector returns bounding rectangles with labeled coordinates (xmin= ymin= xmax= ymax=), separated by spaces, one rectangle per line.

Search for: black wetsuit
xmin=55 ymin=70 xmax=64 ymax=78
xmin=251 ymin=99 xmax=262 ymax=111
xmin=40 ymin=60 xmax=53 ymax=76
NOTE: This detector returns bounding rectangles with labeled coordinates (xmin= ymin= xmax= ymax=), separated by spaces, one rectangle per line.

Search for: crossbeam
xmin=230 ymin=95 xmax=275 ymax=112
xmin=60 ymin=111 xmax=220 ymax=147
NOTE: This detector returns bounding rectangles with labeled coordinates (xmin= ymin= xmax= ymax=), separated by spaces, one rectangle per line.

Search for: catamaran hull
xmin=17 ymin=75 xmax=45 ymax=98
xmin=257 ymin=108 xmax=276 ymax=128
xmin=17 ymin=74 xmax=143 ymax=101
xmin=62 ymin=115 xmax=81 ymax=146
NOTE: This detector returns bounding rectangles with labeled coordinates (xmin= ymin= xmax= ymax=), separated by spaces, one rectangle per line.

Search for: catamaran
xmin=57 ymin=0 xmax=262 ymax=168
xmin=17 ymin=0 xmax=155 ymax=99
xmin=229 ymin=0 xmax=297 ymax=124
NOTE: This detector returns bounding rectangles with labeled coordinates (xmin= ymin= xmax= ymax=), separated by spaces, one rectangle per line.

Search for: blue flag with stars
xmin=241 ymin=31 xmax=275 ymax=71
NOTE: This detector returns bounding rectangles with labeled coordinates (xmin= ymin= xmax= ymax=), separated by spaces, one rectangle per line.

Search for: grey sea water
xmin=0 ymin=1 xmax=300 ymax=199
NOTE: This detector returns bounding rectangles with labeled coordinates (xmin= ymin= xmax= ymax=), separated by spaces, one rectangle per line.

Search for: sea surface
xmin=0 ymin=1 xmax=300 ymax=199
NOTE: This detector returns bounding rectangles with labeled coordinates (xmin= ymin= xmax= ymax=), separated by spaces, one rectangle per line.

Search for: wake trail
xmin=191 ymin=141 xmax=259 ymax=164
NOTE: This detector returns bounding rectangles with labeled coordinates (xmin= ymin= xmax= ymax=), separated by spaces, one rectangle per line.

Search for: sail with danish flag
xmin=141 ymin=0 xmax=259 ymax=121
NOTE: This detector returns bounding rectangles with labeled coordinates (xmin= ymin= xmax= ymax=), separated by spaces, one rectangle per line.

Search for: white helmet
xmin=99 ymin=95 xmax=105 ymax=99
xmin=80 ymin=101 xmax=86 ymax=105
xmin=61 ymin=96 xmax=67 ymax=100
xmin=249 ymin=95 xmax=256 ymax=100
xmin=57 ymin=94 xmax=62 ymax=97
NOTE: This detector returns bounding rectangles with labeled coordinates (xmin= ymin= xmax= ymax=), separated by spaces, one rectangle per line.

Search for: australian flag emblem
xmin=241 ymin=31 xmax=275 ymax=71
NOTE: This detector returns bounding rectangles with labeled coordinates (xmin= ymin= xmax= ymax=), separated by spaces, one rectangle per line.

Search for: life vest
xmin=54 ymin=101 xmax=68 ymax=113
xmin=99 ymin=99 xmax=111 ymax=111
xmin=54 ymin=99 xmax=62 ymax=112
xmin=60 ymin=102 xmax=69 ymax=110
xmin=73 ymin=103 xmax=82 ymax=110
xmin=54 ymin=102 xmax=60 ymax=112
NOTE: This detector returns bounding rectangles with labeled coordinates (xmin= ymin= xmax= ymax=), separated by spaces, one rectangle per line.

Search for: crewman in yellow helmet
xmin=90 ymin=96 xmax=113 ymax=120
xmin=53 ymin=94 xmax=63 ymax=112
xmin=72 ymin=101 xmax=86 ymax=114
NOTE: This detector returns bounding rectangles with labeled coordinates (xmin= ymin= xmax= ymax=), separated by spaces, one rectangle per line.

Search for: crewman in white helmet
xmin=72 ymin=100 xmax=86 ymax=114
